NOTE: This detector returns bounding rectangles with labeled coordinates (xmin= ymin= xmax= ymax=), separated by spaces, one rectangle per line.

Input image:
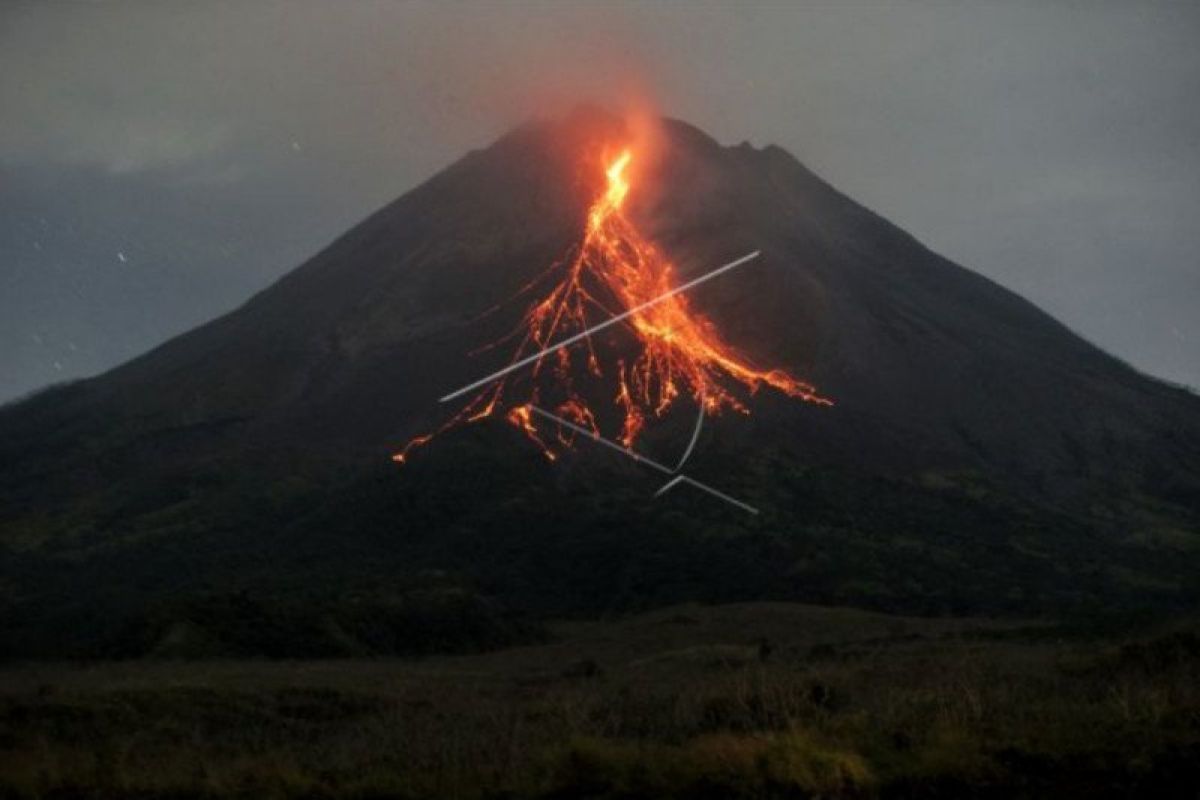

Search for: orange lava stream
xmin=393 ymin=146 xmax=831 ymax=464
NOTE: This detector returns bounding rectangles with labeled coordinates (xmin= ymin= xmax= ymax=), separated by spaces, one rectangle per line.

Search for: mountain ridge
xmin=1 ymin=107 xmax=1198 ymax=657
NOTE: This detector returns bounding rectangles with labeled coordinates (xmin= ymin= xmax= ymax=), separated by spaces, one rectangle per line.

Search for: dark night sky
xmin=2 ymin=1 xmax=1197 ymax=402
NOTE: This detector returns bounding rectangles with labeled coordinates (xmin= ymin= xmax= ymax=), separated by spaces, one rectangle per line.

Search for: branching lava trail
xmin=394 ymin=145 xmax=831 ymax=464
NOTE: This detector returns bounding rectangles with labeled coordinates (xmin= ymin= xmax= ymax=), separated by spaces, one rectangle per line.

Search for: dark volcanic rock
xmin=1 ymin=107 xmax=1198 ymax=656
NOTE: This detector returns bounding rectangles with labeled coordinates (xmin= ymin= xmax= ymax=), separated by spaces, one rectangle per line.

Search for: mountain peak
xmin=2 ymin=111 xmax=1198 ymax=655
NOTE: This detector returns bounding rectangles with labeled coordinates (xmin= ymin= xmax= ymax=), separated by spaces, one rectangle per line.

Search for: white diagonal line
xmin=439 ymin=250 xmax=761 ymax=403
xmin=529 ymin=405 xmax=758 ymax=515
xmin=653 ymin=474 xmax=687 ymax=497
xmin=675 ymin=477 xmax=759 ymax=516
xmin=528 ymin=405 xmax=674 ymax=475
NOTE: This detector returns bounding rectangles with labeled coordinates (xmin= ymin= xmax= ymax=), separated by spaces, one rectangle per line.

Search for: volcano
xmin=2 ymin=107 xmax=1199 ymax=657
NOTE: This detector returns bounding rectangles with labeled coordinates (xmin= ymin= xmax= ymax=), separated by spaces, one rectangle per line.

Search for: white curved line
xmin=674 ymin=394 xmax=705 ymax=472
xmin=528 ymin=405 xmax=758 ymax=515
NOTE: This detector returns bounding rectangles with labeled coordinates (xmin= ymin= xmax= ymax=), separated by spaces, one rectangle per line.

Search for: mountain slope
xmin=2 ymin=107 xmax=1198 ymax=656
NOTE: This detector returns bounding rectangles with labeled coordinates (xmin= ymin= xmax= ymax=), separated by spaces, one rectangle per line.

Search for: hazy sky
xmin=2 ymin=1 xmax=1197 ymax=402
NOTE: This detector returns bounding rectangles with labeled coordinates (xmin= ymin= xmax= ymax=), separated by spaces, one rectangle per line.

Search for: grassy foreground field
xmin=0 ymin=603 xmax=1197 ymax=798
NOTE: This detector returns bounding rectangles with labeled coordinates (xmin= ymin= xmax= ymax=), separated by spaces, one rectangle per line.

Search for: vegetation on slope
xmin=0 ymin=603 xmax=1196 ymax=798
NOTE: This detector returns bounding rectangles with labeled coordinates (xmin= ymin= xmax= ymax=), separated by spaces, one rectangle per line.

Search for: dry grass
xmin=0 ymin=603 xmax=1196 ymax=798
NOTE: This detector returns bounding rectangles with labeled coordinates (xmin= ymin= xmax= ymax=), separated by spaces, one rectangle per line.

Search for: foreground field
xmin=1 ymin=603 xmax=1197 ymax=798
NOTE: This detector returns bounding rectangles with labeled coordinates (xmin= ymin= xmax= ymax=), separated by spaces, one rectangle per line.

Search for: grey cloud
xmin=0 ymin=0 xmax=1197 ymax=401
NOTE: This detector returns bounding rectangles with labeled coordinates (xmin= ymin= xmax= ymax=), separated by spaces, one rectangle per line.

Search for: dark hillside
xmin=2 ymin=108 xmax=1198 ymax=657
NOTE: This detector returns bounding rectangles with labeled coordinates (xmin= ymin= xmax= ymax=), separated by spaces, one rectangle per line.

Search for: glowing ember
xmin=395 ymin=144 xmax=831 ymax=463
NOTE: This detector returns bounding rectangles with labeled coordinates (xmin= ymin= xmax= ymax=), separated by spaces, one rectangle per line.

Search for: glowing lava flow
xmin=394 ymin=146 xmax=831 ymax=464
